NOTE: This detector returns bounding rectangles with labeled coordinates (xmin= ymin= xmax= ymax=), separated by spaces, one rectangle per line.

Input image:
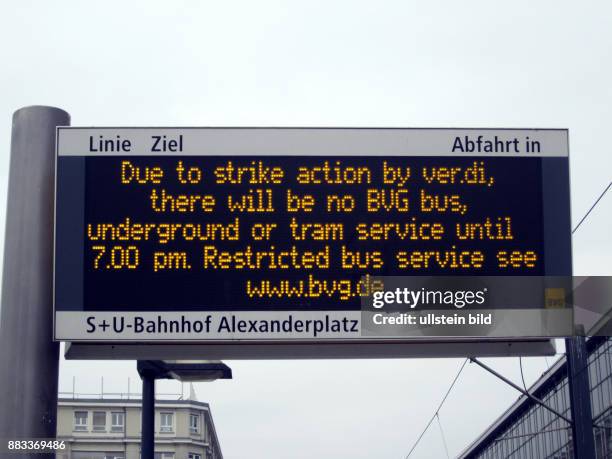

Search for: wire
xmin=405 ymin=359 xmax=468 ymax=459
xmin=519 ymin=357 xmax=529 ymax=393
xmin=435 ymin=413 xmax=451 ymax=459
xmin=572 ymin=181 xmax=612 ymax=234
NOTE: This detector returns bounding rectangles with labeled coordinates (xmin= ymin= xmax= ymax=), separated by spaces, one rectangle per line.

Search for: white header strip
xmin=57 ymin=128 xmax=569 ymax=157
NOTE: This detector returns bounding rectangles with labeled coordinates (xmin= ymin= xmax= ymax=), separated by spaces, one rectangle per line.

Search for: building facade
xmin=460 ymin=337 xmax=612 ymax=458
xmin=56 ymin=398 xmax=223 ymax=459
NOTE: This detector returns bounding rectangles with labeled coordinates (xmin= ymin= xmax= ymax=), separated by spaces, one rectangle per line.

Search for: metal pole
xmin=565 ymin=336 xmax=596 ymax=458
xmin=470 ymin=358 xmax=573 ymax=425
xmin=141 ymin=370 xmax=156 ymax=459
xmin=0 ymin=106 xmax=70 ymax=456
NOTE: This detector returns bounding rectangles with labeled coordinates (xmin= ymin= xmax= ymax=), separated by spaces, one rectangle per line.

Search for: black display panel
xmin=55 ymin=155 xmax=571 ymax=312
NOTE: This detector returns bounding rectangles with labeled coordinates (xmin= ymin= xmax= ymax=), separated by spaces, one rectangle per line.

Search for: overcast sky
xmin=1 ymin=1 xmax=611 ymax=458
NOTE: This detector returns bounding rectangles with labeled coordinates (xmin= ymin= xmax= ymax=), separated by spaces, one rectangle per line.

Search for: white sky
xmin=1 ymin=1 xmax=611 ymax=458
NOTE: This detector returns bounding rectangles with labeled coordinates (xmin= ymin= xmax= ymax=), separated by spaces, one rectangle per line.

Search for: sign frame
xmin=54 ymin=127 xmax=570 ymax=359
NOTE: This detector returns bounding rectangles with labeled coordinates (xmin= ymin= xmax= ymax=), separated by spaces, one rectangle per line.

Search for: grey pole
xmin=140 ymin=370 xmax=156 ymax=459
xmin=565 ymin=335 xmax=596 ymax=458
xmin=0 ymin=106 xmax=70 ymax=454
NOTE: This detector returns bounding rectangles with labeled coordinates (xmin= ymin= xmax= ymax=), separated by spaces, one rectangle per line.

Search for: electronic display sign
xmin=54 ymin=128 xmax=571 ymax=348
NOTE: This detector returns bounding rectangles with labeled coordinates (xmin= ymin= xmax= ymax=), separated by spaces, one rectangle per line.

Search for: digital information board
xmin=54 ymin=128 xmax=572 ymax=348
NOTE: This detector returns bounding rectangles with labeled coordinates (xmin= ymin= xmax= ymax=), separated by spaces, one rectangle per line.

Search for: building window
xmin=188 ymin=454 xmax=201 ymax=459
xmin=72 ymin=453 xmax=124 ymax=459
xmin=111 ymin=412 xmax=124 ymax=432
xmin=189 ymin=413 xmax=199 ymax=433
xmin=160 ymin=412 xmax=174 ymax=432
xmin=154 ymin=454 xmax=175 ymax=459
xmin=74 ymin=411 xmax=88 ymax=431
xmin=93 ymin=411 xmax=107 ymax=432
